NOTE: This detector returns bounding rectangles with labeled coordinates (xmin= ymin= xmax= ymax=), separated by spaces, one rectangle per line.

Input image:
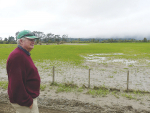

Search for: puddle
xmin=146 ymin=60 xmax=150 ymax=63
xmin=91 ymin=53 xmax=124 ymax=56
xmin=84 ymin=53 xmax=136 ymax=66
xmin=86 ymin=56 xmax=106 ymax=60
xmin=110 ymin=59 xmax=136 ymax=66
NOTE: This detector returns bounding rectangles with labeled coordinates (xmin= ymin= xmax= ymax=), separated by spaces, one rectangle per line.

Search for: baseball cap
xmin=17 ymin=30 xmax=38 ymax=39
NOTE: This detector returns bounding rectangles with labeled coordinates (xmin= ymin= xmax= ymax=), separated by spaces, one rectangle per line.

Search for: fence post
xmin=135 ymin=69 xmax=137 ymax=76
xmin=88 ymin=69 xmax=91 ymax=88
xmin=52 ymin=66 xmax=55 ymax=83
xmin=127 ymin=70 xmax=129 ymax=92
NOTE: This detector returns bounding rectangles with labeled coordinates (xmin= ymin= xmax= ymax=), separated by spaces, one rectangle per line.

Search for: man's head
xmin=17 ymin=30 xmax=38 ymax=52
xmin=17 ymin=30 xmax=37 ymax=39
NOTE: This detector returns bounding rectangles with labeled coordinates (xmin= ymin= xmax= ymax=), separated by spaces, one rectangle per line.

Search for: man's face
xmin=21 ymin=38 xmax=35 ymax=52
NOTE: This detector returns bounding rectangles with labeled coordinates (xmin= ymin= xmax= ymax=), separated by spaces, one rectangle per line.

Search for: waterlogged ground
xmin=32 ymin=53 xmax=150 ymax=92
xmin=1 ymin=53 xmax=150 ymax=112
xmin=82 ymin=53 xmax=150 ymax=91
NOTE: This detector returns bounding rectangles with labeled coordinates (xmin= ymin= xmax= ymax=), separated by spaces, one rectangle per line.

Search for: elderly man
xmin=6 ymin=30 xmax=41 ymax=113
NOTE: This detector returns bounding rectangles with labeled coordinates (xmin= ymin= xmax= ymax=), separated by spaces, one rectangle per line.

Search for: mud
xmin=0 ymin=103 xmax=67 ymax=113
xmin=0 ymin=92 xmax=150 ymax=113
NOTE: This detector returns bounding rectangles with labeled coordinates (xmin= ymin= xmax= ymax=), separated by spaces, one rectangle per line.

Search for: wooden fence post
xmin=88 ymin=69 xmax=91 ymax=88
xmin=52 ymin=66 xmax=55 ymax=83
xmin=135 ymin=69 xmax=137 ymax=76
xmin=127 ymin=70 xmax=129 ymax=92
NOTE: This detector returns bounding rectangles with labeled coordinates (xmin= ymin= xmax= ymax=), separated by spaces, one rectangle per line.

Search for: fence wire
xmin=1 ymin=60 xmax=150 ymax=112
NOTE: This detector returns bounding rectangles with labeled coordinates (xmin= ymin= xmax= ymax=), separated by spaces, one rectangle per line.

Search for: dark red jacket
xmin=6 ymin=47 xmax=40 ymax=107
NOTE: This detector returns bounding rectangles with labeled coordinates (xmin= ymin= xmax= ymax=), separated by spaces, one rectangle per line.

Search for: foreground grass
xmin=50 ymin=82 xmax=78 ymax=93
xmin=0 ymin=81 xmax=148 ymax=101
xmin=0 ymin=81 xmax=8 ymax=90
xmin=39 ymin=82 xmax=148 ymax=101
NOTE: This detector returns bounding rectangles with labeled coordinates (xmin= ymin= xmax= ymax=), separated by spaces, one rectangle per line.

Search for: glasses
xmin=21 ymin=33 xmax=35 ymax=38
xmin=25 ymin=38 xmax=35 ymax=42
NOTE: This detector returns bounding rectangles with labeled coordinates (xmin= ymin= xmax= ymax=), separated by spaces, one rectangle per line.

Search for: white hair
xmin=17 ymin=38 xmax=26 ymax=45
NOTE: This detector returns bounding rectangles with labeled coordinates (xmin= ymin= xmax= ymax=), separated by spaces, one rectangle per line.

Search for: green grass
xmin=77 ymin=87 xmax=84 ymax=92
xmin=86 ymin=89 xmax=109 ymax=97
xmin=111 ymin=91 xmax=120 ymax=98
xmin=0 ymin=80 xmax=146 ymax=101
xmin=56 ymin=86 xmax=73 ymax=93
xmin=1 ymin=43 xmax=150 ymax=65
xmin=51 ymin=82 xmax=146 ymax=100
xmin=86 ymin=85 xmax=110 ymax=97
xmin=108 ymin=76 xmax=114 ymax=78
xmin=52 ymin=82 xmax=78 ymax=93
xmin=0 ymin=81 xmax=8 ymax=90
xmin=50 ymin=82 xmax=84 ymax=93
xmin=113 ymin=71 xmax=117 ymax=74
xmin=121 ymin=93 xmax=136 ymax=100
xmin=40 ymin=84 xmax=47 ymax=91
xmin=0 ymin=44 xmax=17 ymax=60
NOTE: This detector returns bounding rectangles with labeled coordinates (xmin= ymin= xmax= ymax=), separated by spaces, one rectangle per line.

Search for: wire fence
xmin=35 ymin=63 xmax=150 ymax=93
xmin=0 ymin=64 xmax=150 ymax=112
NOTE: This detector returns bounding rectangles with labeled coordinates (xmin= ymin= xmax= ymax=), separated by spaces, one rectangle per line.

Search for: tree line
xmin=72 ymin=37 xmax=149 ymax=43
xmin=0 ymin=31 xmax=68 ymax=44
xmin=0 ymin=31 xmax=149 ymax=44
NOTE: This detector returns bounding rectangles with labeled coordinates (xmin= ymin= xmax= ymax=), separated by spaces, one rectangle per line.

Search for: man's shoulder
xmin=8 ymin=47 xmax=26 ymax=60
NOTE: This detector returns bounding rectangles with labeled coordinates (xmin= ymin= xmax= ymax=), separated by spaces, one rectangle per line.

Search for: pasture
xmin=1 ymin=43 xmax=150 ymax=112
xmin=1 ymin=43 xmax=150 ymax=64
xmin=0 ymin=43 xmax=150 ymax=91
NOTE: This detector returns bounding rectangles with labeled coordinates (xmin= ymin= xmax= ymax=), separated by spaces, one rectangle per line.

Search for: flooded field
xmin=1 ymin=53 xmax=150 ymax=91
xmin=1 ymin=51 xmax=150 ymax=112
xmin=26 ymin=53 xmax=150 ymax=92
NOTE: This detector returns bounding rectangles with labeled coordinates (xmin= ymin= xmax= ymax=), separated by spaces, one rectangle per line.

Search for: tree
xmin=78 ymin=38 xmax=80 ymax=42
xmin=110 ymin=39 xmax=113 ymax=43
xmin=35 ymin=39 xmax=39 ymax=44
xmin=33 ymin=31 xmax=45 ymax=39
xmin=143 ymin=37 xmax=147 ymax=42
xmin=0 ymin=40 xmax=3 ymax=44
xmin=8 ymin=36 xmax=15 ymax=42
xmin=62 ymin=34 xmax=68 ymax=42
xmin=33 ymin=31 xmax=45 ymax=43
xmin=46 ymin=33 xmax=54 ymax=38
xmin=45 ymin=33 xmax=54 ymax=43
xmin=15 ymin=31 xmax=19 ymax=41
xmin=4 ymin=38 xmax=8 ymax=41
xmin=55 ymin=35 xmax=61 ymax=44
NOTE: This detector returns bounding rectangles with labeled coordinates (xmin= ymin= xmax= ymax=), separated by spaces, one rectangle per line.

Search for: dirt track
xmin=0 ymin=103 xmax=67 ymax=113
xmin=0 ymin=92 xmax=150 ymax=113
xmin=0 ymin=101 xmax=150 ymax=113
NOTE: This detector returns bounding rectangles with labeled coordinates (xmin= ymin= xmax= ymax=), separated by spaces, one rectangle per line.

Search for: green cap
xmin=17 ymin=30 xmax=38 ymax=39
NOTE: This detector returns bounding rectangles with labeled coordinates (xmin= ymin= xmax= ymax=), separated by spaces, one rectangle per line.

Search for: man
xmin=6 ymin=30 xmax=41 ymax=113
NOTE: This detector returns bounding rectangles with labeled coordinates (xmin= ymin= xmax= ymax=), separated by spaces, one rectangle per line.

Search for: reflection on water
xmin=110 ymin=59 xmax=136 ymax=66
xmin=89 ymin=53 xmax=124 ymax=56
xmin=85 ymin=53 xmax=137 ymax=66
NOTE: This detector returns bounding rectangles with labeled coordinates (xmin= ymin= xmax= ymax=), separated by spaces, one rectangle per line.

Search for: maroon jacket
xmin=6 ymin=47 xmax=40 ymax=107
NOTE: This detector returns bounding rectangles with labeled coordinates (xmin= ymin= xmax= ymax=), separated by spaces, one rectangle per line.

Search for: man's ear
xmin=20 ymin=39 xmax=23 ymax=45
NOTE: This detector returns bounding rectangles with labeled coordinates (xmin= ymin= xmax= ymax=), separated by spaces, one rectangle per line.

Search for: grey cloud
xmin=1 ymin=0 xmax=150 ymax=38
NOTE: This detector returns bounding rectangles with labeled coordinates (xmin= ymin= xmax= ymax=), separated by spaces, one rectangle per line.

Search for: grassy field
xmin=1 ymin=43 xmax=150 ymax=103
xmin=0 ymin=43 xmax=150 ymax=65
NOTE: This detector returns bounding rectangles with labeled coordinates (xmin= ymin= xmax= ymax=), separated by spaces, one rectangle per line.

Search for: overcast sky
xmin=0 ymin=0 xmax=150 ymax=39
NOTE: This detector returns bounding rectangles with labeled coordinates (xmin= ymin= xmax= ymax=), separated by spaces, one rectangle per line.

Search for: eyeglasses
xmin=21 ymin=33 xmax=35 ymax=38
xmin=25 ymin=38 xmax=35 ymax=42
